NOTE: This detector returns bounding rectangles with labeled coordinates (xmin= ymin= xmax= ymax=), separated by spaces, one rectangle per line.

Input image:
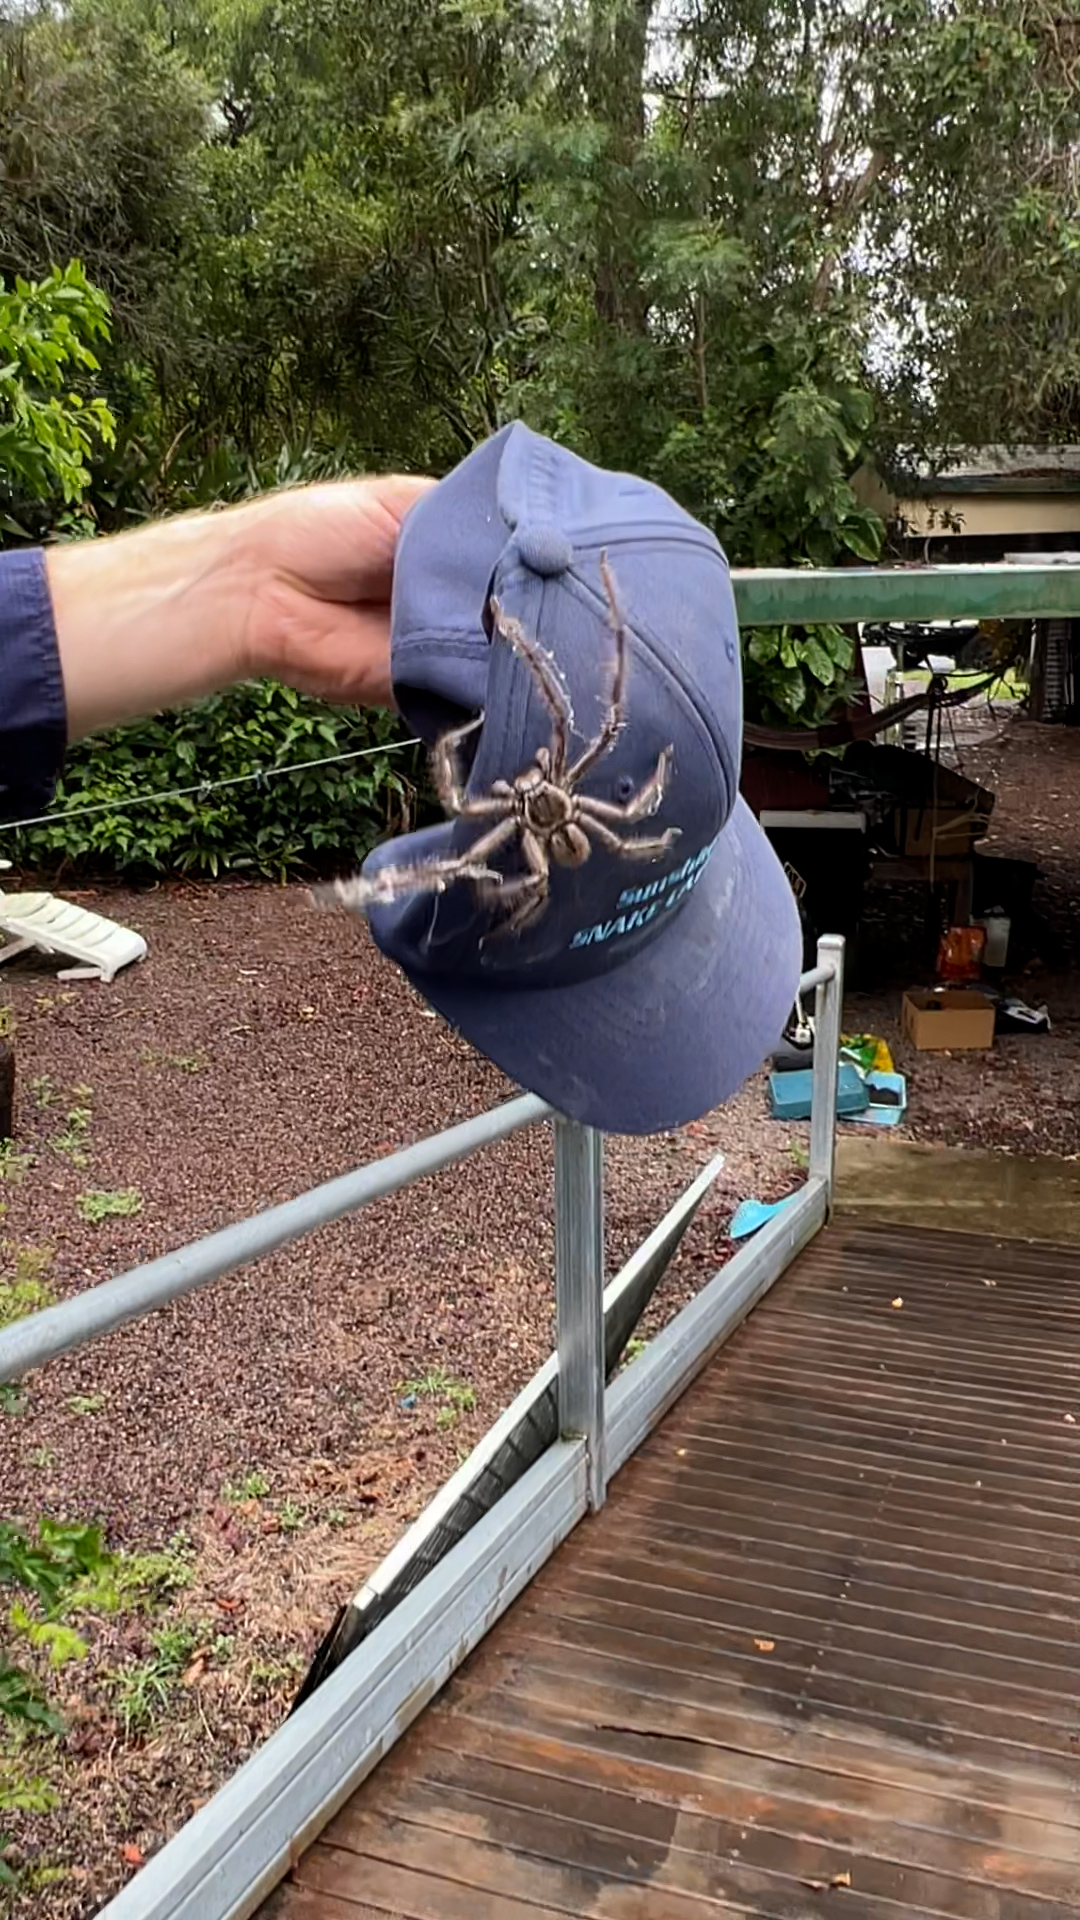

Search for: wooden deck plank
xmin=259 ymin=1222 xmax=1080 ymax=1917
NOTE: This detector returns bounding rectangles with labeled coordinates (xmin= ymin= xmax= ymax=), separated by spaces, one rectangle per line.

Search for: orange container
xmin=937 ymin=923 xmax=986 ymax=984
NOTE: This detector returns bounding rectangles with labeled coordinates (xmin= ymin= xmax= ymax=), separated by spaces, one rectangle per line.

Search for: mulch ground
xmin=0 ymin=877 xmax=802 ymax=1917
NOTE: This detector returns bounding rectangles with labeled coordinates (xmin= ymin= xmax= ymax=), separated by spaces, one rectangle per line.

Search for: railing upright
xmin=553 ymin=1116 xmax=606 ymax=1510
xmin=809 ymin=933 xmax=846 ymax=1205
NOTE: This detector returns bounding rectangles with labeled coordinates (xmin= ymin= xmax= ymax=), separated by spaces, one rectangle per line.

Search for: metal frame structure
xmin=6 ymin=943 xmax=844 ymax=1920
xmin=731 ymin=559 xmax=1080 ymax=627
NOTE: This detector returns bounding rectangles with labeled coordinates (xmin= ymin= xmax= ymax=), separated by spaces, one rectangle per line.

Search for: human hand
xmin=231 ymin=475 xmax=436 ymax=708
xmin=47 ymin=473 xmax=435 ymax=742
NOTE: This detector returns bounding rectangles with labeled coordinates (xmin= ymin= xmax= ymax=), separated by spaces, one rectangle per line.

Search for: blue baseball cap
xmin=359 ymin=422 xmax=802 ymax=1135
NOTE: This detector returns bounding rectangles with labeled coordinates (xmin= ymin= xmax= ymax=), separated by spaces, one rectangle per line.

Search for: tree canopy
xmin=4 ymin=0 xmax=1078 ymax=528
xmin=2 ymin=0 xmax=1079 ymax=857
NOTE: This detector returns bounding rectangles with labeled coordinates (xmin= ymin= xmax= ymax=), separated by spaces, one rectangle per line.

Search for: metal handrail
xmin=0 ymin=1092 xmax=550 ymax=1383
xmin=731 ymin=559 xmax=1080 ymax=626
xmin=1 ymin=961 xmax=839 ymax=1393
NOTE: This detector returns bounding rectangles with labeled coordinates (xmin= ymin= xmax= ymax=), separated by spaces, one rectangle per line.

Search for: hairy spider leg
xmin=314 ymin=854 xmax=505 ymax=916
xmin=489 ymin=597 xmax=573 ymax=780
xmin=452 ymin=812 xmax=521 ymax=871
xmin=576 ymin=744 xmax=674 ymax=826
xmin=479 ymin=826 xmax=550 ymax=939
xmin=579 ymin=818 xmax=681 ymax=862
xmin=431 ymin=713 xmax=508 ymax=818
xmin=565 ymin=551 xmax=630 ymax=788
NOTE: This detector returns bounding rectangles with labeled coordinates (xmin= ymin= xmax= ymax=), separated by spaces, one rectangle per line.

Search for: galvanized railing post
xmin=553 ymin=1116 xmax=606 ymax=1510
xmin=810 ymin=934 xmax=845 ymax=1207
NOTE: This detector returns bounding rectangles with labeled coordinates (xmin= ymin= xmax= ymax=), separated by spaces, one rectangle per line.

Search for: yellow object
xmin=841 ymin=1032 xmax=895 ymax=1076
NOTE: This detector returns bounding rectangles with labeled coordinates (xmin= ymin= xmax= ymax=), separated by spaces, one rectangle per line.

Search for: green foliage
xmin=0 ymin=263 xmax=115 ymax=525
xmin=66 ymin=1392 xmax=106 ymax=1415
xmin=0 ymin=1145 xmax=32 ymax=1187
xmin=0 ymin=1244 xmax=55 ymax=1331
xmin=97 ymin=1536 xmax=194 ymax=1611
xmin=743 ymin=624 xmax=860 ymax=730
xmin=13 ymin=684 xmax=419 ymax=878
xmin=402 ymin=1368 xmax=477 ymax=1429
xmin=75 ymin=1188 xmax=142 ymax=1223
xmin=51 ymin=1093 xmax=93 ymax=1169
xmin=0 ymin=1517 xmax=115 ymax=1739
xmin=109 ymin=1621 xmax=200 ymax=1736
xmin=0 ymin=1518 xmax=110 ymax=1618
xmin=0 ymin=1515 xmax=195 ymax=1877
xmin=223 ymin=1468 xmax=270 ymax=1503
xmin=2 ymin=0 xmax=1079 ymax=762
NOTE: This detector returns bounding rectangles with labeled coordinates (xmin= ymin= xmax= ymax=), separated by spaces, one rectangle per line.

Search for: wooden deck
xmin=264 ymin=1220 xmax=1080 ymax=1918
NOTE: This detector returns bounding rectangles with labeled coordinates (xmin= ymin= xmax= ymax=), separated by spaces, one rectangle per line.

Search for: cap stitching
xmin=557 ymin=567 xmax=738 ymax=817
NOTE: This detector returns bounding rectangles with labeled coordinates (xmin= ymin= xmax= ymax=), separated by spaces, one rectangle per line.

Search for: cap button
xmin=514 ymin=522 xmax=573 ymax=578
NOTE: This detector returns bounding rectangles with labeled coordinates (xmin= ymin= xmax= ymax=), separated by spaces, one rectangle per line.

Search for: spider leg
xmin=312 ymin=853 xmax=504 ymax=917
xmin=432 ymin=714 xmax=507 ymax=818
xmin=582 ymin=818 xmax=682 ymax=863
xmin=565 ymin=551 xmax=629 ymax=788
xmin=575 ymin=745 xmax=674 ymax=826
xmin=457 ymin=813 xmax=520 ymax=869
xmin=480 ymin=828 xmax=550 ymax=939
xmin=490 ymin=595 xmax=573 ymax=780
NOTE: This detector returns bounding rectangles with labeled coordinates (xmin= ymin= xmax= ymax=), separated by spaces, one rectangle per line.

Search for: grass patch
xmin=107 ymin=1537 xmax=194 ymax=1610
xmin=109 ymin=1621 xmax=201 ymax=1736
xmin=401 ymin=1367 xmax=477 ymax=1430
xmin=51 ymin=1101 xmax=93 ymax=1169
xmin=76 ymin=1187 xmax=142 ymax=1223
xmin=0 ymin=1143 xmax=33 ymax=1186
xmin=0 ymin=1245 xmax=54 ymax=1330
xmin=224 ymin=1469 xmax=270 ymax=1503
xmin=142 ymin=1048 xmax=208 ymax=1074
xmin=66 ymin=1393 xmax=105 ymax=1417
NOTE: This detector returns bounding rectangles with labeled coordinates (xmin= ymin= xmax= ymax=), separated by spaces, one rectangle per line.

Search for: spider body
xmin=486 ymin=761 xmax=590 ymax=865
xmin=319 ymin=554 xmax=681 ymax=937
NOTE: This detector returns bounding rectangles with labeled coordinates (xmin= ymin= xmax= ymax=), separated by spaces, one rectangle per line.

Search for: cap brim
xmin=383 ymin=797 xmax=803 ymax=1134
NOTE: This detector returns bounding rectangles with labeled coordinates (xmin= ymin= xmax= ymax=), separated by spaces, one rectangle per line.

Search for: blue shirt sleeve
xmin=0 ymin=548 xmax=67 ymax=824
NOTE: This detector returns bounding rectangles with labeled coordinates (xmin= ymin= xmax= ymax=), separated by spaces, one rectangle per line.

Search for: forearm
xmin=45 ymin=507 xmax=260 ymax=743
xmin=1 ymin=473 xmax=420 ymax=817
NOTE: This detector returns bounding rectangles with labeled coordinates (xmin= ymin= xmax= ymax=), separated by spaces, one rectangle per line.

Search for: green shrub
xmin=10 ymin=684 xmax=424 ymax=879
xmin=0 ymin=263 xmax=115 ymax=528
xmin=742 ymin=623 xmax=860 ymax=731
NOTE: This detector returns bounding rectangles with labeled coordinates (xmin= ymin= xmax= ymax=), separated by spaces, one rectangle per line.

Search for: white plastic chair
xmin=0 ymin=861 xmax=147 ymax=983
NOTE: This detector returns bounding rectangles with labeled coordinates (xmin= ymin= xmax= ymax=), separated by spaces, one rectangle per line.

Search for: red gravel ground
xmin=0 ymin=880 xmax=802 ymax=1917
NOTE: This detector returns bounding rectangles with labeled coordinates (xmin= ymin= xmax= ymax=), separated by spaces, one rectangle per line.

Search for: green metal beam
xmin=730 ymin=563 xmax=1080 ymax=628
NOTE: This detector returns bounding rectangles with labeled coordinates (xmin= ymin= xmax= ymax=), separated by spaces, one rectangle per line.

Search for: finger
xmin=364 ymin=473 xmax=438 ymax=524
xmin=283 ymin=475 xmax=437 ymax=603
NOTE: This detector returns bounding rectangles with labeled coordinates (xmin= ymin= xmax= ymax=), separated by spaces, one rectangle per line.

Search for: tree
xmin=0 ymin=262 xmax=115 ymax=532
xmin=4 ymin=0 xmax=1080 ymax=741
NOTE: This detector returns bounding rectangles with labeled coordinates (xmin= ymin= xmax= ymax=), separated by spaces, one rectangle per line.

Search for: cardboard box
xmin=895 ymin=800 xmax=991 ymax=861
xmin=902 ymin=988 xmax=996 ymax=1052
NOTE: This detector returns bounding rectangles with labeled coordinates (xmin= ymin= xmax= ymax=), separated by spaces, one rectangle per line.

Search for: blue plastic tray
xmin=768 ymin=1063 xmax=869 ymax=1123
xmin=849 ymin=1069 xmax=907 ymax=1128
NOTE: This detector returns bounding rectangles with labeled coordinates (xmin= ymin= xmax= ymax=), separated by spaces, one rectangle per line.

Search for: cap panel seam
xmin=557 ymin=567 xmax=739 ymax=817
